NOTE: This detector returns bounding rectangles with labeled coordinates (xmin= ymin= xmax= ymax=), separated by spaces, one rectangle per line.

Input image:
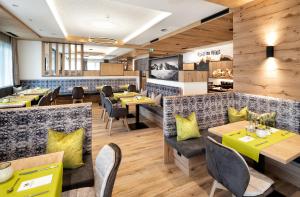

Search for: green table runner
xmin=222 ymin=129 xmax=296 ymax=162
xmin=113 ymin=92 xmax=139 ymax=100
xmin=120 ymin=96 xmax=154 ymax=107
xmin=0 ymin=162 xmax=63 ymax=197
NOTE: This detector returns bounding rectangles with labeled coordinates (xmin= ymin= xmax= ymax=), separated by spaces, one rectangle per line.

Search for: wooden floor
xmin=59 ymin=97 xmax=300 ymax=197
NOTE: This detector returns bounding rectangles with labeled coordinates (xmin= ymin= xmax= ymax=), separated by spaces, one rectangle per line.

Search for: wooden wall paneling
xmin=83 ymin=70 xmax=100 ymax=76
xmin=55 ymin=43 xmax=59 ymax=76
xmin=124 ymin=71 xmax=139 ymax=76
xmin=41 ymin=42 xmax=45 ymax=76
xmin=100 ymin=63 xmax=124 ymax=76
xmin=179 ymin=71 xmax=208 ymax=82
xmin=75 ymin=44 xmax=77 ymax=75
xmin=206 ymin=0 xmax=255 ymax=8
xmin=62 ymin=44 xmax=65 ymax=76
xmin=68 ymin=43 xmax=71 ymax=76
xmin=233 ymin=0 xmax=300 ymax=100
xmin=49 ymin=43 xmax=52 ymax=76
xmin=183 ymin=63 xmax=195 ymax=71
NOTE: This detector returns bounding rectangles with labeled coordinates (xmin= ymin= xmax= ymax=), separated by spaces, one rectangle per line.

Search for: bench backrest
xmin=0 ymin=103 xmax=92 ymax=162
xmin=163 ymin=92 xmax=300 ymax=137
xmin=146 ymin=82 xmax=181 ymax=106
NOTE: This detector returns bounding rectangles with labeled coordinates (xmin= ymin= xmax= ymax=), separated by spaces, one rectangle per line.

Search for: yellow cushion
xmin=228 ymin=107 xmax=248 ymax=123
xmin=47 ymin=128 xmax=84 ymax=169
xmin=176 ymin=112 xmax=200 ymax=141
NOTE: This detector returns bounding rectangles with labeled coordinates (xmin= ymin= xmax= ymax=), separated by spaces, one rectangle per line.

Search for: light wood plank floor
xmin=58 ymin=97 xmax=299 ymax=197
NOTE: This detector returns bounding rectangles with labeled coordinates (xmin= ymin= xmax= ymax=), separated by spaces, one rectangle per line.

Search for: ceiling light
xmin=12 ymin=4 xmax=18 ymax=7
xmin=89 ymin=49 xmax=93 ymax=51
xmin=160 ymin=28 xmax=168 ymax=32
xmin=46 ymin=0 xmax=68 ymax=37
xmin=122 ymin=11 xmax=171 ymax=43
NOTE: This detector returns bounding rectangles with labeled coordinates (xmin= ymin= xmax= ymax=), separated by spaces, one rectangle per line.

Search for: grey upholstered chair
xmin=128 ymin=84 xmax=136 ymax=92
xmin=46 ymin=91 xmax=53 ymax=105
xmin=51 ymin=86 xmax=60 ymax=105
xmin=102 ymin=86 xmax=113 ymax=97
xmin=37 ymin=95 xmax=48 ymax=106
xmin=105 ymin=98 xmax=129 ymax=135
xmin=62 ymin=143 xmax=122 ymax=197
xmin=205 ymin=136 xmax=274 ymax=197
xmin=72 ymin=86 xmax=84 ymax=103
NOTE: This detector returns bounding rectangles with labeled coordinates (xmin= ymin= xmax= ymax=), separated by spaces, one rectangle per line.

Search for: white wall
xmin=18 ymin=40 xmax=42 ymax=80
xmin=183 ymin=41 xmax=233 ymax=63
xmin=147 ymin=78 xmax=207 ymax=96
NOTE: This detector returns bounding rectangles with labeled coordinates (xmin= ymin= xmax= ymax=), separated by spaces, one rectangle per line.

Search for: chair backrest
xmin=205 ymin=136 xmax=250 ymax=197
xmin=104 ymin=98 xmax=113 ymax=117
xmin=46 ymin=91 xmax=53 ymax=105
xmin=102 ymin=86 xmax=113 ymax=97
xmin=53 ymin=86 xmax=61 ymax=100
xmin=38 ymin=95 xmax=48 ymax=106
xmin=72 ymin=87 xmax=84 ymax=99
xmin=128 ymin=84 xmax=136 ymax=92
xmin=100 ymin=92 xmax=106 ymax=107
xmin=94 ymin=143 xmax=122 ymax=197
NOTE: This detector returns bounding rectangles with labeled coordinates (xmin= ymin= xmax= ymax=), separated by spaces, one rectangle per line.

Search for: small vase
xmin=0 ymin=162 xmax=14 ymax=183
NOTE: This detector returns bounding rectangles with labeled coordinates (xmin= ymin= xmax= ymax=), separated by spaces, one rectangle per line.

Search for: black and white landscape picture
xmin=149 ymin=56 xmax=181 ymax=81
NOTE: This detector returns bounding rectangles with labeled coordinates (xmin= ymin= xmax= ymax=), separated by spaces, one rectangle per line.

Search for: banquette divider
xmin=163 ymin=92 xmax=300 ymax=186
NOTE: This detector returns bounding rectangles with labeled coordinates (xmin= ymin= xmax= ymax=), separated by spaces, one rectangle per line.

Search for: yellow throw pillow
xmin=47 ymin=128 xmax=84 ymax=169
xmin=176 ymin=112 xmax=200 ymax=141
xmin=228 ymin=107 xmax=248 ymax=123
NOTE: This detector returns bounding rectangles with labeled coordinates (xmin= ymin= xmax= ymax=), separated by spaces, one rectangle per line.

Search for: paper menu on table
xmin=17 ymin=174 xmax=53 ymax=192
xmin=238 ymin=136 xmax=254 ymax=143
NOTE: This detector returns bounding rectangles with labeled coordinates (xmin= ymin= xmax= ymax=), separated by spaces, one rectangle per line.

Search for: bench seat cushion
xmin=140 ymin=104 xmax=163 ymax=117
xmin=63 ymin=153 xmax=94 ymax=191
xmin=165 ymin=136 xmax=206 ymax=158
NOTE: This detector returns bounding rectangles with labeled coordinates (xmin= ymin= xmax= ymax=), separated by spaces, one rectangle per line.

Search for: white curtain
xmin=0 ymin=33 xmax=13 ymax=88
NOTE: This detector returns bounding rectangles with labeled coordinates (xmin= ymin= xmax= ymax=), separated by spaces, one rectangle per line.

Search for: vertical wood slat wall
xmin=41 ymin=42 xmax=84 ymax=77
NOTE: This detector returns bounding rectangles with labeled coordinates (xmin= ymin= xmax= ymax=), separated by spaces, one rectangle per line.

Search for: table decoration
xmin=0 ymin=162 xmax=13 ymax=183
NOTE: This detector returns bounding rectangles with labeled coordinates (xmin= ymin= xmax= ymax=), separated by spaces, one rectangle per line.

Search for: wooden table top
xmin=10 ymin=152 xmax=64 ymax=171
xmin=18 ymin=88 xmax=50 ymax=96
xmin=208 ymin=121 xmax=300 ymax=164
xmin=120 ymin=96 xmax=155 ymax=106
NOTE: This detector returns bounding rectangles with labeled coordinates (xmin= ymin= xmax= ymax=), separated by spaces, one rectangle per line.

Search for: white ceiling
xmin=0 ymin=0 xmax=226 ymax=57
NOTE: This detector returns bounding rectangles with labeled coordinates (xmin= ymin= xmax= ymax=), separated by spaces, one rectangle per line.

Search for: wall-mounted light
xmin=266 ymin=46 xmax=274 ymax=58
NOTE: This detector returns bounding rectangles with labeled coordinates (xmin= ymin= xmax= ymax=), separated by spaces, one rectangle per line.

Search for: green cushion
xmin=176 ymin=112 xmax=200 ymax=141
xmin=47 ymin=128 xmax=84 ymax=169
xmin=228 ymin=107 xmax=248 ymax=123
xmin=248 ymin=111 xmax=276 ymax=127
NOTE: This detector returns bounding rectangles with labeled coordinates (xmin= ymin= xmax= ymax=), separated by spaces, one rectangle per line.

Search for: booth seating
xmin=163 ymin=92 xmax=300 ymax=182
xmin=139 ymin=83 xmax=181 ymax=128
xmin=20 ymin=78 xmax=137 ymax=95
xmin=0 ymin=103 xmax=93 ymax=191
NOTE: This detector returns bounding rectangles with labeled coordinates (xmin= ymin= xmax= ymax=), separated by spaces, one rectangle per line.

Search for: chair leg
xmin=209 ymin=180 xmax=218 ymax=197
xmin=100 ymin=109 xmax=104 ymax=120
xmin=124 ymin=117 xmax=130 ymax=132
xmin=105 ymin=119 xmax=109 ymax=129
xmin=108 ymin=118 xmax=113 ymax=136
xmin=102 ymin=111 xmax=106 ymax=121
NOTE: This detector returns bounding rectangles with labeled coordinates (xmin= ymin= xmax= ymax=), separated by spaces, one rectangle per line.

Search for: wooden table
xmin=209 ymin=121 xmax=300 ymax=165
xmin=0 ymin=152 xmax=64 ymax=197
xmin=120 ymin=96 xmax=155 ymax=130
xmin=67 ymin=86 xmax=89 ymax=91
xmin=113 ymin=92 xmax=140 ymax=99
xmin=18 ymin=88 xmax=50 ymax=96
xmin=0 ymin=95 xmax=40 ymax=109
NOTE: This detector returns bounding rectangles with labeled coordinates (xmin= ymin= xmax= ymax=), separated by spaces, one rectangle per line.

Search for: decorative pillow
xmin=176 ymin=112 xmax=200 ymax=141
xmin=228 ymin=107 xmax=248 ymax=123
xmin=248 ymin=111 xmax=276 ymax=127
xmin=140 ymin=89 xmax=147 ymax=97
xmin=150 ymin=92 xmax=162 ymax=106
xmin=46 ymin=128 xmax=84 ymax=169
xmin=13 ymin=86 xmax=23 ymax=94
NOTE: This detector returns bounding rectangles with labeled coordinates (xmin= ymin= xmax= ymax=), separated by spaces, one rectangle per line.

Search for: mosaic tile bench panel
xmin=163 ymin=92 xmax=300 ymax=137
xmin=163 ymin=92 xmax=235 ymax=137
xmin=0 ymin=103 xmax=92 ymax=162
xmin=234 ymin=93 xmax=300 ymax=132
xmin=20 ymin=78 xmax=137 ymax=95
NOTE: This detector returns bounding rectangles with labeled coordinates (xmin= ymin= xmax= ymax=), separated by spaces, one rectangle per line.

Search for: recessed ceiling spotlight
xmin=89 ymin=49 xmax=93 ymax=51
xmin=12 ymin=4 xmax=19 ymax=7
xmin=160 ymin=28 xmax=168 ymax=32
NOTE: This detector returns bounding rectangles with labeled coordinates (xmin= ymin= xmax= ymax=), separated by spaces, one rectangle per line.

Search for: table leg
xmin=136 ymin=104 xmax=140 ymax=123
xmin=254 ymin=155 xmax=265 ymax=173
xmin=128 ymin=104 xmax=149 ymax=130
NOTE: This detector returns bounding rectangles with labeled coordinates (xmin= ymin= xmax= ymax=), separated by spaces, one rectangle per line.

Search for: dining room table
xmin=0 ymin=152 xmax=64 ymax=197
xmin=0 ymin=95 xmax=40 ymax=109
xmin=113 ymin=92 xmax=140 ymax=100
xmin=17 ymin=88 xmax=51 ymax=96
xmin=120 ymin=96 xmax=155 ymax=130
xmin=208 ymin=121 xmax=300 ymax=171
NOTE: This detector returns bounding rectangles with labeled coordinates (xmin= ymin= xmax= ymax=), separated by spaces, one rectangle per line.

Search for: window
xmin=0 ymin=33 xmax=13 ymax=88
xmin=86 ymin=60 xmax=100 ymax=70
